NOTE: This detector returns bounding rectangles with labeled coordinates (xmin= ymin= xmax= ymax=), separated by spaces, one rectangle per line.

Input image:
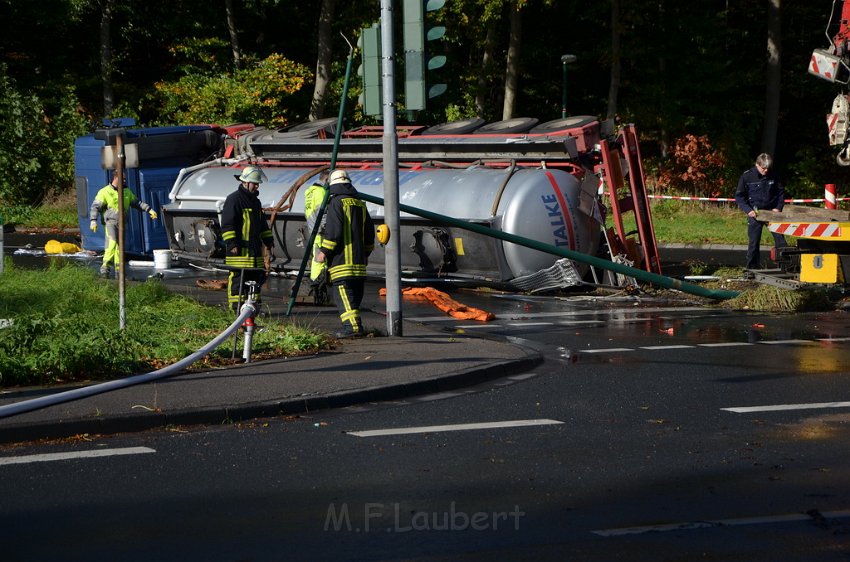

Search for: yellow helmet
xmin=376 ymin=224 xmax=390 ymax=245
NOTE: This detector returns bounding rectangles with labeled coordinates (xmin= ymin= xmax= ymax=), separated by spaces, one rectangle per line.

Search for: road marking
xmin=818 ymin=337 xmax=850 ymax=342
xmin=581 ymin=348 xmax=634 ymax=354
xmin=722 ymin=401 xmax=850 ymax=414
xmin=698 ymin=342 xmax=754 ymax=348
xmin=758 ymin=339 xmax=815 ymax=345
xmin=640 ymin=345 xmax=695 ymax=350
xmin=348 ymin=419 xmax=563 ymax=437
xmin=0 ymin=446 xmax=156 ymax=466
xmin=507 ymin=322 xmax=553 ymax=327
xmin=593 ymin=509 xmax=850 ymax=536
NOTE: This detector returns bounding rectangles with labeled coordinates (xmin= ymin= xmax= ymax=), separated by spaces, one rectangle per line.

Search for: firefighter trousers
xmin=332 ymin=277 xmax=365 ymax=332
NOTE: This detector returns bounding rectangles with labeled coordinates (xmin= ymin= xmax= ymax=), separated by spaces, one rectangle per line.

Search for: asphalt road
xmin=1 ymin=294 xmax=849 ymax=561
xmin=3 ymin=231 xmax=849 ymax=560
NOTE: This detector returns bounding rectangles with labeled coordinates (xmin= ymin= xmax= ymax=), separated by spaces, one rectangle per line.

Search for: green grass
xmin=0 ymin=262 xmax=331 ymax=387
xmin=0 ymin=192 xmax=78 ymax=230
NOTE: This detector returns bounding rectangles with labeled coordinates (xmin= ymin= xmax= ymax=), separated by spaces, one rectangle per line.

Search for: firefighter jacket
xmin=220 ymin=184 xmax=274 ymax=268
xmin=735 ymin=167 xmax=785 ymax=214
xmin=304 ymin=181 xmax=329 ymax=281
xmin=319 ymin=182 xmax=375 ymax=281
xmin=89 ymin=184 xmax=151 ymax=224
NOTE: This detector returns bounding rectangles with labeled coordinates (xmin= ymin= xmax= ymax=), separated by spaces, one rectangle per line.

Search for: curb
xmin=0 ymin=351 xmax=543 ymax=445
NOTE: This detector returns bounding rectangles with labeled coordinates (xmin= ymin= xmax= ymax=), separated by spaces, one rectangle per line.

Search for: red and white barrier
xmin=825 ymin=183 xmax=837 ymax=209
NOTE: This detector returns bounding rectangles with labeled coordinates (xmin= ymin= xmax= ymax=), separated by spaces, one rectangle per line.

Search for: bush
xmin=0 ymin=64 xmax=88 ymax=206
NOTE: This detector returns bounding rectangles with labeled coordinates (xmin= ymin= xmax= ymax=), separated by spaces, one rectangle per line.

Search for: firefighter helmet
xmin=329 ymin=169 xmax=351 ymax=186
xmin=376 ymin=224 xmax=390 ymax=245
xmin=235 ymin=166 xmax=266 ymax=184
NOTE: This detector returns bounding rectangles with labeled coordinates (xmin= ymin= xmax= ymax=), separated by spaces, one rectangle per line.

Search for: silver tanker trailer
xmin=162 ymin=116 xmax=651 ymax=292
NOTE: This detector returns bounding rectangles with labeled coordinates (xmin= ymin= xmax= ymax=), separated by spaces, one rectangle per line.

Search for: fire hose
xmin=0 ymin=301 xmax=257 ymax=420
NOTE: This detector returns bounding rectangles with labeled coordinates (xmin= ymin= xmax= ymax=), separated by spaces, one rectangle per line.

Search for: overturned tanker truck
xmin=162 ymin=115 xmax=660 ymax=292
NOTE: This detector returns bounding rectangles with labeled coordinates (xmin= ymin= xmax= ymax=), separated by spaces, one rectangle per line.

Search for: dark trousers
xmin=332 ymin=277 xmax=365 ymax=332
xmin=746 ymin=216 xmax=787 ymax=269
xmin=228 ymin=268 xmax=267 ymax=311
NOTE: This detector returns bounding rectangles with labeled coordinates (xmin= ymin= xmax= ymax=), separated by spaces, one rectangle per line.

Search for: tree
xmin=762 ymin=0 xmax=781 ymax=156
xmin=607 ymin=0 xmax=621 ymax=120
xmin=310 ymin=0 xmax=337 ymax=120
xmin=99 ymin=0 xmax=114 ymax=116
xmin=502 ymin=1 xmax=523 ymax=120
xmin=224 ymin=0 xmax=243 ymax=69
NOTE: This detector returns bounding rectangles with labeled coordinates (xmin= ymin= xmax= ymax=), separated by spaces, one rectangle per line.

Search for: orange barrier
xmin=380 ymin=287 xmax=496 ymax=322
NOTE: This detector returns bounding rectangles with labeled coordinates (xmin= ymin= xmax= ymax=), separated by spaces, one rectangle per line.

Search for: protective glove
xmin=89 ymin=220 xmax=98 ymax=233
xmin=148 ymin=209 xmax=158 ymax=220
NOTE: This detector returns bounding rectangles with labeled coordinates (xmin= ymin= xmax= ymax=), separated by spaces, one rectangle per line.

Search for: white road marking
xmin=640 ymin=345 xmax=695 ymax=350
xmin=0 ymin=446 xmax=156 ymax=466
xmin=581 ymin=348 xmax=634 ymax=354
xmin=507 ymin=322 xmax=553 ymax=327
xmin=722 ymin=401 xmax=850 ymax=413
xmin=818 ymin=337 xmax=850 ymax=342
xmin=698 ymin=342 xmax=754 ymax=348
xmin=758 ymin=339 xmax=815 ymax=345
xmin=348 ymin=419 xmax=563 ymax=437
xmin=593 ymin=509 xmax=850 ymax=536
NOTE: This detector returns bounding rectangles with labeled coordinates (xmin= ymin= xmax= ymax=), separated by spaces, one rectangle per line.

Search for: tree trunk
xmin=607 ymin=0 xmax=621 ymax=120
xmin=475 ymin=25 xmax=497 ymax=118
xmin=100 ymin=0 xmax=114 ymax=117
xmin=224 ymin=0 xmax=242 ymax=69
xmin=762 ymin=0 xmax=781 ymax=156
xmin=310 ymin=0 xmax=337 ymax=121
xmin=502 ymin=3 xmax=522 ymax=120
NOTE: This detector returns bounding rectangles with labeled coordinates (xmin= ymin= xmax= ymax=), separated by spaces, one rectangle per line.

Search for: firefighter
xmin=89 ymin=175 xmax=158 ymax=278
xmin=316 ymin=169 xmax=375 ymax=338
xmin=221 ymin=166 xmax=275 ymax=312
xmin=304 ymin=169 xmax=330 ymax=304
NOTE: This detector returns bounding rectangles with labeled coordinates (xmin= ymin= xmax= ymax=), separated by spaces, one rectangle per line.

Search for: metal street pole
xmin=561 ymin=54 xmax=576 ymax=119
xmin=381 ymin=0 xmax=402 ymax=336
xmin=116 ymin=134 xmax=126 ymax=331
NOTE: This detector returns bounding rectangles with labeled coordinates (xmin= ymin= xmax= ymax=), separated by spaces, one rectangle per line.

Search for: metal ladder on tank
xmin=596 ymin=124 xmax=662 ymax=280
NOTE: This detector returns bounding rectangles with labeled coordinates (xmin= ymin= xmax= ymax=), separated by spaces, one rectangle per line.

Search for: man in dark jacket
xmin=734 ymin=153 xmax=787 ymax=269
xmin=221 ymin=166 xmax=274 ymax=311
xmin=316 ymin=169 xmax=375 ymax=338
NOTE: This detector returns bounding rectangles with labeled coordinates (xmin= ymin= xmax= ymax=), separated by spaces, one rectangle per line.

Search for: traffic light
xmin=402 ymin=0 xmax=447 ymax=112
xmin=358 ymin=23 xmax=382 ymax=117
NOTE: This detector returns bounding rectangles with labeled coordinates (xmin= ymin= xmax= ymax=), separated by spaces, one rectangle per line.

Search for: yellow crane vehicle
xmin=758 ymin=205 xmax=850 ymax=288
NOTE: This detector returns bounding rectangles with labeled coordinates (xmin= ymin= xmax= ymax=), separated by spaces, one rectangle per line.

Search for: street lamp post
xmin=561 ymin=54 xmax=577 ymax=118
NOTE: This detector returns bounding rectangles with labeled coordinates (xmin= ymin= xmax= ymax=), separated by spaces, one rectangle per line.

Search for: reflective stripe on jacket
xmin=220 ymin=184 xmax=273 ymax=268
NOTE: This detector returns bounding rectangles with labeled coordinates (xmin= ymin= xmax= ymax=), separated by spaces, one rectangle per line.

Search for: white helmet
xmin=329 ymin=169 xmax=351 ymax=186
xmin=236 ymin=166 xmax=266 ymax=184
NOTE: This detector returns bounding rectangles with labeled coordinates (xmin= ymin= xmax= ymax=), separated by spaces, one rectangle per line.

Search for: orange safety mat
xmin=379 ymin=287 xmax=496 ymax=322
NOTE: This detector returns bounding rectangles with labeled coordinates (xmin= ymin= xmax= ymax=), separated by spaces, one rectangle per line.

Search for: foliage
xmin=152 ymin=53 xmax=312 ymax=127
xmin=0 ymin=64 xmax=88 ymax=206
xmin=654 ymin=134 xmax=731 ymax=197
xmin=724 ymin=285 xmax=833 ymax=313
xmin=0 ymin=263 xmax=329 ymax=386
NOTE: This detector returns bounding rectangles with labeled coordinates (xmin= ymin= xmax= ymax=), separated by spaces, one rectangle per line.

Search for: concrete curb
xmin=0 ymin=350 xmax=543 ymax=444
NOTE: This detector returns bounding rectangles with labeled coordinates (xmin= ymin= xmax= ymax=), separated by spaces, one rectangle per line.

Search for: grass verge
xmin=0 ymin=262 xmax=331 ymax=387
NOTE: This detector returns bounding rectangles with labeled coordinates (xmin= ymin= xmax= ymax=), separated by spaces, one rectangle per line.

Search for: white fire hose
xmin=0 ymin=301 xmax=257 ymax=420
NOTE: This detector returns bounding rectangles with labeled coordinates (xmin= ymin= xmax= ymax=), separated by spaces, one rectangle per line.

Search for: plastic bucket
xmin=153 ymin=249 xmax=172 ymax=269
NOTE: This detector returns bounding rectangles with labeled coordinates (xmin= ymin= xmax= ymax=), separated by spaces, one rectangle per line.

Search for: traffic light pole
xmin=381 ymin=0 xmax=403 ymax=337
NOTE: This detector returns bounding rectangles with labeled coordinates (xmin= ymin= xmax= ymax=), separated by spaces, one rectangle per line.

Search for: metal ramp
xmin=597 ymin=124 xmax=662 ymax=276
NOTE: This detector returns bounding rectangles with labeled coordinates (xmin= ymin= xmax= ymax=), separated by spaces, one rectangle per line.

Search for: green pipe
xmin=286 ymin=38 xmax=355 ymax=316
xmin=357 ymin=192 xmax=739 ymax=301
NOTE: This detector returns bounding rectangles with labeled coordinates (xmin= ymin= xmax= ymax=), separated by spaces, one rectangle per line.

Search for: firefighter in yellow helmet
xmin=220 ymin=166 xmax=275 ymax=311
xmin=89 ymin=175 xmax=158 ymax=278
xmin=315 ymin=169 xmax=375 ymax=338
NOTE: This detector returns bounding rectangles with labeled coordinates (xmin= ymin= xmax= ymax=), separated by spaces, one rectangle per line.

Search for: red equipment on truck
xmin=809 ymin=0 xmax=850 ymax=164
